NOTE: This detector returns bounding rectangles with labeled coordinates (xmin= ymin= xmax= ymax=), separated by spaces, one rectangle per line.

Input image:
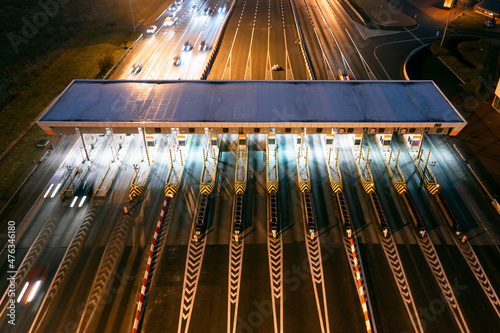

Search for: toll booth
xmin=352 ymin=134 xmax=363 ymax=150
xmin=145 ymin=134 xmax=157 ymax=147
xmin=324 ymin=133 xmax=334 ymax=150
xmin=376 ymin=134 xmax=392 ymax=152
xmin=177 ymin=134 xmax=186 ymax=149
xmin=295 ymin=133 xmax=302 ymax=157
xmin=238 ymin=134 xmax=247 ymax=150
xmin=403 ymin=134 xmax=422 ymax=153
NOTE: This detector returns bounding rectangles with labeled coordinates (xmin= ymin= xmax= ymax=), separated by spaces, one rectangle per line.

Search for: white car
xmin=182 ymin=40 xmax=193 ymax=51
xmin=130 ymin=62 xmax=142 ymax=74
xmin=203 ymin=7 xmax=212 ymax=15
xmin=271 ymin=64 xmax=282 ymax=71
xmin=164 ymin=16 xmax=178 ymax=26
xmin=146 ymin=25 xmax=157 ymax=33
xmin=218 ymin=5 xmax=227 ymax=13
xmin=190 ymin=5 xmax=198 ymax=12
xmin=199 ymin=41 xmax=210 ymax=51
xmin=173 ymin=55 xmax=182 ymax=66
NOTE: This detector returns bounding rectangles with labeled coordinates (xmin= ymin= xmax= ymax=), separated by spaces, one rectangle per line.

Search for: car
xmin=173 ymin=55 xmax=182 ymax=66
xmin=174 ymin=0 xmax=184 ymax=5
xmin=190 ymin=5 xmax=198 ymax=12
xmin=199 ymin=40 xmax=210 ymax=51
xmin=339 ymin=73 xmax=350 ymax=80
xmin=146 ymin=25 xmax=157 ymax=33
xmin=130 ymin=62 xmax=142 ymax=74
xmin=203 ymin=7 xmax=211 ymax=15
xmin=218 ymin=5 xmax=227 ymax=13
xmin=17 ymin=264 xmax=50 ymax=304
xmin=182 ymin=40 xmax=193 ymax=51
xmin=485 ymin=20 xmax=495 ymax=27
xmin=164 ymin=16 xmax=178 ymax=26
xmin=168 ymin=4 xmax=178 ymax=12
xmin=271 ymin=64 xmax=282 ymax=71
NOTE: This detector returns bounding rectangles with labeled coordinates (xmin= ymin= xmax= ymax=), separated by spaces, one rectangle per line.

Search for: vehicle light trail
xmin=44 ymin=184 xmax=54 ymax=198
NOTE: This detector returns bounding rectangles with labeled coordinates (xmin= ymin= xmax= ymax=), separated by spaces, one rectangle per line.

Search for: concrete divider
xmin=199 ymin=0 xmax=238 ymax=80
xmin=288 ymin=0 xmax=315 ymax=80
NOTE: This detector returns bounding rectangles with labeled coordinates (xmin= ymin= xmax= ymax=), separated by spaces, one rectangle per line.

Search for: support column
xmin=205 ymin=128 xmax=212 ymax=158
xmin=417 ymin=131 xmax=426 ymax=161
xmin=107 ymin=127 xmax=118 ymax=161
xmin=75 ymin=127 xmax=89 ymax=161
xmin=139 ymin=127 xmax=150 ymax=166
xmin=300 ymin=128 xmax=306 ymax=156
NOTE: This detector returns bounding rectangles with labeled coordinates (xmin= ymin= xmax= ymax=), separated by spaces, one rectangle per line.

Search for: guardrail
xmin=288 ymin=0 xmax=315 ymax=80
xmin=199 ymin=0 xmax=238 ymax=79
xmin=104 ymin=33 xmax=144 ymax=79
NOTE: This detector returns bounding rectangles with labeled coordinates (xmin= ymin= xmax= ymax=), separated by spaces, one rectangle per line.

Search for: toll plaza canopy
xmin=37 ymin=80 xmax=466 ymax=136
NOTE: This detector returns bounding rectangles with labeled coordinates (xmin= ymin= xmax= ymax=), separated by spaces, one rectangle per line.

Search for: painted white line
xmin=78 ymin=196 xmax=86 ymax=208
xmin=51 ymin=183 xmax=61 ymax=198
xmin=44 ymin=184 xmax=54 ymax=198
xmin=70 ymin=196 xmax=78 ymax=208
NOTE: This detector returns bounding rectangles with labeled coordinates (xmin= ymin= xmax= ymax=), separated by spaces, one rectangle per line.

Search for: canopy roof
xmin=37 ymin=80 xmax=466 ymax=135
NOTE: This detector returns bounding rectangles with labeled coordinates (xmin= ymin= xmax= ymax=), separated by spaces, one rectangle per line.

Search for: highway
xmin=112 ymin=0 xmax=233 ymax=80
xmin=208 ymin=0 xmax=308 ymax=80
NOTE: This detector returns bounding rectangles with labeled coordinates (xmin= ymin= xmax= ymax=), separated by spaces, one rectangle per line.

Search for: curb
xmin=289 ymin=0 xmax=315 ymax=80
xmin=199 ymin=0 xmax=238 ymax=80
xmin=403 ymin=43 xmax=429 ymax=80
xmin=132 ymin=193 xmax=172 ymax=333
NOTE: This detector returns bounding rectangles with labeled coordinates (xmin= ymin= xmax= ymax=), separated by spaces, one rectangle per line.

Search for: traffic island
xmin=343 ymin=0 xmax=417 ymax=29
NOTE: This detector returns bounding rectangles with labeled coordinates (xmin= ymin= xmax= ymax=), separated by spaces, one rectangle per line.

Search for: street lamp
xmin=441 ymin=1 xmax=454 ymax=47
xmin=129 ymin=0 xmax=136 ymax=32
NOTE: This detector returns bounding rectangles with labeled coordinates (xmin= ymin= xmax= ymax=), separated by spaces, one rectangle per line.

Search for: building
xmin=474 ymin=0 xmax=500 ymax=21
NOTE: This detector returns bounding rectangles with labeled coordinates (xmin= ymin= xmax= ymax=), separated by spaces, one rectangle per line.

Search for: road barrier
xmin=350 ymin=238 xmax=373 ymax=333
xmin=199 ymin=0 xmax=238 ymax=80
xmin=132 ymin=194 xmax=173 ymax=333
xmin=288 ymin=0 xmax=315 ymax=80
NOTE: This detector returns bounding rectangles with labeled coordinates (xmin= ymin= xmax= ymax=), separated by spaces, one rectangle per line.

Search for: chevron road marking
xmin=0 ymin=202 xmax=67 ymax=318
xmin=418 ymin=236 xmax=470 ymax=332
xmin=30 ymin=200 xmax=104 ymax=333
xmin=78 ymin=211 xmax=135 ymax=332
xmin=379 ymin=234 xmax=424 ymax=332
xmin=227 ymin=229 xmax=244 ymax=333
xmin=177 ymin=222 xmax=207 ymax=333
xmin=302 ymin=194 xmax=330 ymax=333
xmin=267 ymin=210 xmax=283 ymax=332
xmin=453 ymin=238 xmax=500 ymax=317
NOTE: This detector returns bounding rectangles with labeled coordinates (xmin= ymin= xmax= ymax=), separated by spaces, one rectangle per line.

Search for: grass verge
xmin=0 ymin=27 xmax=140 ymax=210
xmin=430 ymin=38 xmax=490 ymax=93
